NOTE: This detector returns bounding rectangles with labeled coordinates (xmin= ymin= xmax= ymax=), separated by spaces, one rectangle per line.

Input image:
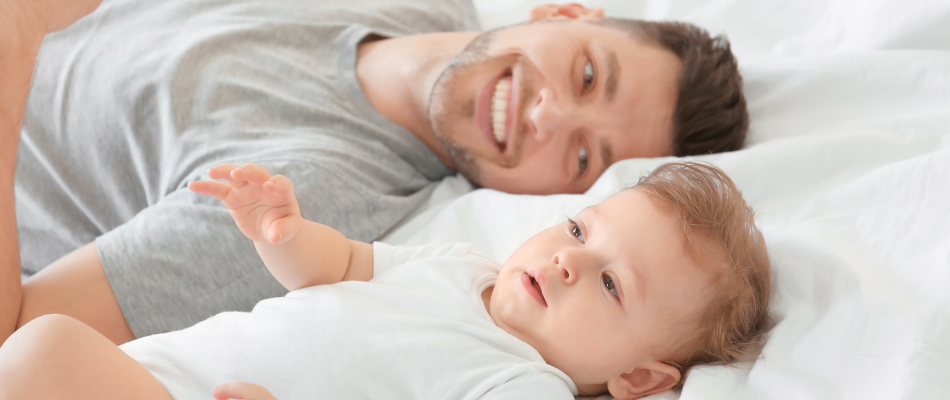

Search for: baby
xmin=0 ymin=161 xmax=771 ymax=400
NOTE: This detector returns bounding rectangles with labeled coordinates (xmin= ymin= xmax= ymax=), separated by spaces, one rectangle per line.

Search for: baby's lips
xmin=526 ymin=268 xmax=548 ymax=303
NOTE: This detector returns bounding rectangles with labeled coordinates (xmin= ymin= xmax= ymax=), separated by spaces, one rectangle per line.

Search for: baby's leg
xmin=0 ymin=314 xmax=173 ymax=400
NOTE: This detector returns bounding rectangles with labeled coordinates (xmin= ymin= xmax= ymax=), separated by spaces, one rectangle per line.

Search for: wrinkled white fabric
xmin=121 ymin=243 xmax=576 ymax=400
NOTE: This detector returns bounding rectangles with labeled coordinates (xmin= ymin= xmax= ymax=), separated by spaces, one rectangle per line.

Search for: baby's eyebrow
xmin=571 ymin=206 xmax=594 ymax=222
xmin=614 ymin=256 xmax=646 ymax=307
xmin=586 ymin=204 xmax=644 ymax=305
xmin=626 ymin=263 xmax=646 ymax=305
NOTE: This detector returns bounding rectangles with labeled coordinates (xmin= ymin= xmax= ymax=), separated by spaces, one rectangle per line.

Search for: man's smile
xmin=477 ymin=66 xmax=518 ymax=157
xmin=490 ymin=75 xmax=512 ymax=145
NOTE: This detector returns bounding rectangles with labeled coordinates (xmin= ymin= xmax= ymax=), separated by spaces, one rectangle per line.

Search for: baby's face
xmin=487 ymin=189 xmax=713 ymax=394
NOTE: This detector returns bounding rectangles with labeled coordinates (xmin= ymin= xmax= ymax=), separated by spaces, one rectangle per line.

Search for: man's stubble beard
xmin=426 ymin=28 xmax=501 ymax=187
xmin=427 ymin=26 xmax=537 ymax=189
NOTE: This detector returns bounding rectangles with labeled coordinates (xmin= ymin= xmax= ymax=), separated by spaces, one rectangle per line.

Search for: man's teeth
xmin=490 ymin=76 xmax=511 ymax=145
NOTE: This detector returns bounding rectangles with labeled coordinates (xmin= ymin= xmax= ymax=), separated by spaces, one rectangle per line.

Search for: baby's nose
xmin=551 ymin=254 xmax=575 ymax=283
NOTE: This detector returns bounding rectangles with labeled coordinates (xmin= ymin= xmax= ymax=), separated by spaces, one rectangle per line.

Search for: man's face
xmin=428 ymin=20 xmax=681 ymax=194
xmin=487 ymin=189 xmax=712 ymax=392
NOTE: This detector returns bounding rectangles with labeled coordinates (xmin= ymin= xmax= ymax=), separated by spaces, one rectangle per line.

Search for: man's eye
xmin=583 ymin=61 xmax=595 ymax=90
xmin=603 ymin=274 xmax=619 ymax=298
xmin=578 ymin=146 xmax=589 ymax=175
xmin=567 ymin=218 xmax=585 ymax=243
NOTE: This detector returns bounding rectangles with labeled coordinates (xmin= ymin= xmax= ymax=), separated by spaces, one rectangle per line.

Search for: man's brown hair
xmin=594 ymin=19 xmax=749 ymax=156
xmin=634 ymin=162 xmax=771 ymax=390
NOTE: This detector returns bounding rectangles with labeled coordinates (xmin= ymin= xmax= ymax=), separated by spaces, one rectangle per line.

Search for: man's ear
xmin=606 ymin=361 xmax=681 ymax=400
xmin=529 ymin=3 xmax=605 ymax=22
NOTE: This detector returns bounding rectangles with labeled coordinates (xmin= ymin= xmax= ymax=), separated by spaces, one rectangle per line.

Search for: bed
xmin=17 ymin=0 xmax=948 ymax=398
xmin=382 ymin=0 xmax=950 ymax=399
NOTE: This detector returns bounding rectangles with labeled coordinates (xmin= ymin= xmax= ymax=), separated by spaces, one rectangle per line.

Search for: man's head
xmin=485 ymin=162 xmax=771 ymax=399
xmin=427 ymin=4 xmax=747 ymax=195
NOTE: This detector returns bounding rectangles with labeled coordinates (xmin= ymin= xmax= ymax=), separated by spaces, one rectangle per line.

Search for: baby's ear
xmin=606 ymin=361 xmax=681 ymax=400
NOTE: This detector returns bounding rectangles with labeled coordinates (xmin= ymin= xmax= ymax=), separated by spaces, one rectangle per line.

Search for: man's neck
xmin=355 ymin=31 xmax=480 ymax=171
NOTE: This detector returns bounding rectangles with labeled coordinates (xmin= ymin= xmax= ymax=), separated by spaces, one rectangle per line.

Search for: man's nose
xmin=551 ymin=251 xmax=580 ymax=285
xmin=528 ymin=86 xmax=580 ymax=143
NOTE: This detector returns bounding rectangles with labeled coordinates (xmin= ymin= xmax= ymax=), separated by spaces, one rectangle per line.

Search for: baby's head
xmin=485 ymin=162 xmax=771 ymax=399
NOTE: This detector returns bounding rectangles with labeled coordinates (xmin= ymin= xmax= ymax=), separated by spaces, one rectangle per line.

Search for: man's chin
xmin=445 ymin=145 xmax=483 ymax=188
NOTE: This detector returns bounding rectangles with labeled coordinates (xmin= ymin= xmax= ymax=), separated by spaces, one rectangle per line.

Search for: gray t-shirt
xmin=16 ymin=0 xmax=480 ymax=336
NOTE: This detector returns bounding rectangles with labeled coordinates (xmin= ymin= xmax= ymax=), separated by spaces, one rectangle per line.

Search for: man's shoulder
xmin=334 ymin=0 xmax=481 ymax=35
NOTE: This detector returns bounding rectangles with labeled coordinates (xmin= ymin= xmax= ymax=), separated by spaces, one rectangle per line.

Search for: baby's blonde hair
xmin=634 ymin=162 xmax=771 ymax=390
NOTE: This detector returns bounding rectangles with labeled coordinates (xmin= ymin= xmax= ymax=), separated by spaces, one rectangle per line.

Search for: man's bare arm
xmin=0 ymin=0 xmax=48 ymax=345
xmin=19 ymin=243 xmax=136 ymax=344
xmin=0 ymin=0 xmax=106 ymax=345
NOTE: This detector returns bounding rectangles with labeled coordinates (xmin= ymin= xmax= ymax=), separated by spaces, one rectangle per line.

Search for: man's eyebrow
xmin=600 ymin=140 xmax=613 ymax=169
xmin=602 ymin=48 xmax=621 ymax=103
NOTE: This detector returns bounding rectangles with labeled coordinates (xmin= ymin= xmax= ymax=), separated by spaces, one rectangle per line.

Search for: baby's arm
xmin=189 ymin=163 xmax=373 ymax=291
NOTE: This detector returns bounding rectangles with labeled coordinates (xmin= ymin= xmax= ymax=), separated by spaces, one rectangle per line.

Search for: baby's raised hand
xmin=189 ymin=163 xmax=301 ymax=244
xmin=213 ymin=382 xmax=278 ymax=400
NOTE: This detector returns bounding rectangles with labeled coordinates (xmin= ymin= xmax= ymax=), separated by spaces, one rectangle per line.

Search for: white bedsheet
xmin=383 ymin=0 xmax=950 ymax=399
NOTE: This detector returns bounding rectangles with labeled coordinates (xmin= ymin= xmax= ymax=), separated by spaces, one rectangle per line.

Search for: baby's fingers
xmin=188 ymin=180 xmax=233 ymax=201
xmin=263 ymin=175 xmax=294 ymax=201
xmin=265 ymin=212 xmax=301 ymax=244
xmin=231 ymin=163 xmax=272 ymax=186
xmin=207 ymin=163 xmax=239 ymax=181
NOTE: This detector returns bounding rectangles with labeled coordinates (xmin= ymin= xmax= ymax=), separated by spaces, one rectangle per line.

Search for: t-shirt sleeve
xmin=372 ymin=241 xmax=395 ymax=279
xmin=96 ymin=184 xmax=287 ymax=338
xmin=372 ymin=242 xmax=496 ymax=278
xmin=480 ymin=371 xmax=577 ymax=400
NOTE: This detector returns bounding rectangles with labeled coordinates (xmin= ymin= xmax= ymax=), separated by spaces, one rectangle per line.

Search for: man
xmin=1 ymin=0 xmax=747 ymax=345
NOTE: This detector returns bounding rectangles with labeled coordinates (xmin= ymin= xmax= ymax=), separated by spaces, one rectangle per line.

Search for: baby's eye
xmin=577 ymin=146 xmax=589 ymax=175
xmin=583 ymin=61 xmax=595 ymax=91
xmin=567 ymin=218 xmax=585 ymax=243
xmin=603 ymin=274 xmax=619 ymax=298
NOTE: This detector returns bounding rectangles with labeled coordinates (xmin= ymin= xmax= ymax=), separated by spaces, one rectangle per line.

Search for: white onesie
xmin=119 ymin=243 xmax=577 ymax=399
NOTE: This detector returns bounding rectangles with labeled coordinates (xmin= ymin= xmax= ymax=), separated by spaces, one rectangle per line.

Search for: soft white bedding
xmin=383 ymin=0 xmax=950 ymax=399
